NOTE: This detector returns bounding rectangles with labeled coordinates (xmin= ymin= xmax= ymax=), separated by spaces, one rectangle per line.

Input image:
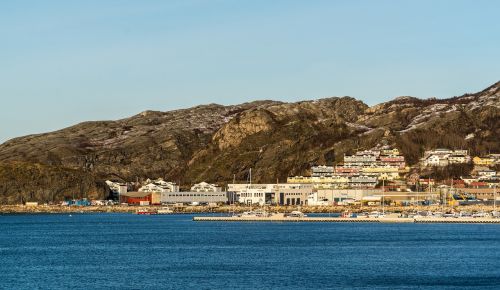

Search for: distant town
xmin=23 ymin=147 xmax=497 ymax=210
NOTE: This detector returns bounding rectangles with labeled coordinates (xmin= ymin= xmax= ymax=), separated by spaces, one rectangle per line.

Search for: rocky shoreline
xmin=0 ymin=204 xmax=497 ymax=214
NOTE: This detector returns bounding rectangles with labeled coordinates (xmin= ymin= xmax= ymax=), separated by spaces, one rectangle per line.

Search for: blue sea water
xmin=0 ymin=213 xmax=499 ymax=289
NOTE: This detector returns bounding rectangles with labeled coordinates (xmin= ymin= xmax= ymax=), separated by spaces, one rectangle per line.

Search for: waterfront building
xmin=237 ymin=188 xmax=270 ymax=205
xmin=160 ymin=192 xmax=228 ymax=204
xmin=275 ymin=184 xmax=313 ymax=206
xmin=361 ymin=191 xmax=440 ymax=206
xmin=228 ymin=183 xmax=313 ymax=205
xmin=119 ymin=192 xmax=160 ymax=205
xmin=315 ymin=189 xmax=376 ymax=204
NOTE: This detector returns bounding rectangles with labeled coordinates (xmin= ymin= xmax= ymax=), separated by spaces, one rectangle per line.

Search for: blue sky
xmin=1 ymin=0 xmax=499 ymax=143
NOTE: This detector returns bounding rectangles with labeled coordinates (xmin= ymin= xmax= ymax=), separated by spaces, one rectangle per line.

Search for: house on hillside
xmin=190 ymin=182 xmax=222 ymax=192
xmin=139 ymin=178 xmax=179 ymax=193
xmin=473 ymin=156 xmax=495 ymax=166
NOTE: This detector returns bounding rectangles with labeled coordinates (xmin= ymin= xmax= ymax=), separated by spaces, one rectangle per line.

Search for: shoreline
xmin=1 ymin=204 xmax=498 ymax=214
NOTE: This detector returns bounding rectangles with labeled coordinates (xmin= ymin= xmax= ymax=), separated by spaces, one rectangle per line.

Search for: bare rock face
xmin=0 ymin=82 xmax=498 ymax=204
xmin=213 ymin=109 xmax=277 ymax=150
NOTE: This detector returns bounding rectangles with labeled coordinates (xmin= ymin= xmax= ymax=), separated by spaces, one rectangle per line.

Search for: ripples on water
xmin=1 ymin=213 xmax=499 ymax=289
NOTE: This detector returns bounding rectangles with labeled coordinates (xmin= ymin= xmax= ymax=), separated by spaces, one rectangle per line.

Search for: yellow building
xmin=381 ymin=148 xmax=400 ymax=156
xmin=287 ymin=176 xmax=313 ymax=183
xmin=473 ymin=156 xmax=494 ymax=166
xmin=286 ymin=176 xmax=350 ymax=190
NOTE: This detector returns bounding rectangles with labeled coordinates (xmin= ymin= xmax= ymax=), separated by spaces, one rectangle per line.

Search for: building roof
xmin=120 ymin=192 xmax=152 ymax=198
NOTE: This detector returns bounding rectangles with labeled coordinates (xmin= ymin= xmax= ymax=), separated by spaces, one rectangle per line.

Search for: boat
xmin=459 ymin=211 xmax=473 ymax=218
xmin=237 ymin=210 xmax=273 ymax=218
xmin=341 ymin=211 xmax=356 ymax=218
xmin=368 ymin=211 xmax=383 ymax=218
xmin=432 ymin=212 xmax=444 ymax=218
xmin=136 ymin=209 xmax=157 ymax=215
xmin=443 ymin=212 xmax=458 ymax=218
xmin=286 ymin=211 xmax=306 ymax=218
xmin=472 ymin=211 xmax=488 ymax=218
xmin=157 ymin=207 xmax=173 ymax=215
xmin=357 ymin=212 xmax=369 ymax=218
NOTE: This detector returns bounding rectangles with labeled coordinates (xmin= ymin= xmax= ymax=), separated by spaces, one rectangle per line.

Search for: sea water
xmin=1 ymin=213 xmax=499 ymax=289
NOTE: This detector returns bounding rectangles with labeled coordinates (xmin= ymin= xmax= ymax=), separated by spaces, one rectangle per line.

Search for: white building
xmin=421 ymin=149 xmax=470 ymax=167
xmin=160 ymin=191 xmax=228 ymax=204
xmin=348 ymin=175 xmax=378 ymax=188
xmin=448 ymin=154 xmax=470 ymax=164
xmin=139 ymin=178 xmax=179 ymax=193
xmin=238 ymin=188 xmax=268 ymax=206
xmin=190 ymin=182 xmax=222 ymax=192
xmin=105 ymin=180 xmax=128 ymax=195
xmin=477 ymin=170 xmax=497 ymax=179
xmin=312 ymin=165 xmax=335 ymax=177
xmin=316 ymin=189 xmax=376 ymax=204
xmin=422 ymin=155 xmax=447 ymax=167
xmin=228 ymin=183 xmax=313 ymax=205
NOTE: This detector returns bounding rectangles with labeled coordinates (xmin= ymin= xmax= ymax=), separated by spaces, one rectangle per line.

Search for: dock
xmin=193 ymin=216 xmax=500 ymax=224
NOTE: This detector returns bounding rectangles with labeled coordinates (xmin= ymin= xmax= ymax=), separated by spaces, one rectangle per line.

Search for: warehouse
xmin=160 ymin=192 xmax=228 ymax=205
xmin=119 ymin=192 xmax=161 ymax=205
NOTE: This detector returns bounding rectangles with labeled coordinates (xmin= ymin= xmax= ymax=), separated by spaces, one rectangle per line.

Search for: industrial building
xmin=160 ymin=192 xmax=228 ymax=204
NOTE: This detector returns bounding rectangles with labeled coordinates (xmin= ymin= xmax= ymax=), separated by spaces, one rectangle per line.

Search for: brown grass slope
xmin=0 ymin=82 xmax=498 ymax=203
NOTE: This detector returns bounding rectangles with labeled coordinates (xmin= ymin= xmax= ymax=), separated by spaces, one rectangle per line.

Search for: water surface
xmin=1 ymin=213 xmax=499 ymax=289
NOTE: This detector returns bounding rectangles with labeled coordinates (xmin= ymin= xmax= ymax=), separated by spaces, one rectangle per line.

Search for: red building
xmin=119 ymin=192 xmax=152 ymax=205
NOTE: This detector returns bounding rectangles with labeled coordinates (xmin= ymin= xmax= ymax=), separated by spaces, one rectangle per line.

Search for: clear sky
xmin=1 ymin=0 xmax=499 ymax=143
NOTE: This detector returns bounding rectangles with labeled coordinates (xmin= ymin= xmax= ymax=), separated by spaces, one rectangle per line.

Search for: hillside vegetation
xmin=0 ymin=82 xmax=498 ymax=203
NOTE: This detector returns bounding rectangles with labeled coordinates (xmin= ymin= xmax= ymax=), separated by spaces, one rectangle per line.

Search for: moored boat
xmin=157 ymin=207 xmax=173 ymax=214
xmin=136 ymin=209 xmax=157 ymax=215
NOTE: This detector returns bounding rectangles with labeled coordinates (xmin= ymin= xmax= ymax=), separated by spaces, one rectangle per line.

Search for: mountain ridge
xmin=0 ymin=82 xmax=498 ymax=204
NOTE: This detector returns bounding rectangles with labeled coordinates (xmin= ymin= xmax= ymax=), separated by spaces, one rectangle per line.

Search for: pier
xmin=193 ymin=216 xmax=500 ymax=224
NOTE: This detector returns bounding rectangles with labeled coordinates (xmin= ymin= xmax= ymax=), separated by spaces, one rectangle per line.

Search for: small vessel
xmin=459 ymin=211 xmax=473 ymax=218
xmin=432 ymin=212 xmax=444 ymax=218
xmin=443 ymin=212 xmax=457 ymax=218
xmin=136 ymin=209 xmax=157 ymax=215
xmin=286 ymin=211 xmax=306 ymax=218
xmin=237 ymin=210 xmax=273 ymax=218
xmin=157 ymin=207 xmax=173 ymax=215
xmin=368 ymin=211 xmax=383 ymax=218
xmin=472 ymin=211 xmax=488 ymax=218
xmin=341 ymin=211 xmax=355 ymax=218
xmin=357 ymin=212 xmax=369 ymax=218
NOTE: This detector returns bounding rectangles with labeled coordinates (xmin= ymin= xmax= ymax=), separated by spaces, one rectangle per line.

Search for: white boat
xmin=432 ymin=212 xmax=444 ymax=218
xmin=237 ymin=210 xmax=272 ymax=218
xmin=157 ymin=207 xmax=173 ymax=214
xmin=459 ymin=211 xmax=473 ymax=218
xmin=368 ymin=211 xmax=382 ymax=218
xmin=286 ymin=211 xmax=306 ymax=218
xmin=472 ymin=211 xmax=488 ymax=218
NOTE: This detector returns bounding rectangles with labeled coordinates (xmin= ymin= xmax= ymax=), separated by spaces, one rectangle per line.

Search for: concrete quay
xmin=193 ymin=216 xmax=500 ymax=224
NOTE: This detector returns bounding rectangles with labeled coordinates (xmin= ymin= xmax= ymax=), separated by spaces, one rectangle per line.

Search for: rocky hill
xmin=0 ymin=82 xmax=498 ymax=204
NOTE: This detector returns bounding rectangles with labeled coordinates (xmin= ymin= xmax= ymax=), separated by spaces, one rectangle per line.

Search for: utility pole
xmin=494 ymin=185 xmax=497 ymax=217
xmin=382 ymin=179 xmax=385 ymax=215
